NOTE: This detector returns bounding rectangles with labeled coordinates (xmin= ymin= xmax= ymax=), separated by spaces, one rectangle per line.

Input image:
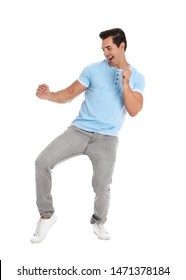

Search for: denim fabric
xmin=35 ymin=125 xmax=118 ymax=224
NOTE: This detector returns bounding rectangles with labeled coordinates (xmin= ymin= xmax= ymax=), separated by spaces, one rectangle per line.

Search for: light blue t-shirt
xmin=72 ymin=60 xmax=145 ymax=136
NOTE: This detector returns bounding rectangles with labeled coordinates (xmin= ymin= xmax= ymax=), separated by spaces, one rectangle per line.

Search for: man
xmin=31 ymin=28 xmax=145 ymax=243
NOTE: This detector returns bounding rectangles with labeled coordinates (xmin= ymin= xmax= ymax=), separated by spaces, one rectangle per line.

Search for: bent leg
xmin=35 ymin=126 xmax=89 ymax=217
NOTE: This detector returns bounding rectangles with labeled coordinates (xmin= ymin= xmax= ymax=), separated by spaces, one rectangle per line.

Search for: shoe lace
xmin=98 ymin=223 xmax=109 ymax=234
xmin=34 ymin=220 xmax=43 ymax=236
xmin=98 ymin=223 xmax=105 ymax=231
xmin=34 ymin=220 xmax=44 ymax=236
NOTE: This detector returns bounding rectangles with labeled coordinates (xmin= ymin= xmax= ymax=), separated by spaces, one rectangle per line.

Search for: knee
xmin=93 ymin=182 xmax=111 ymax=194
xmin=35 ymin=154 xmax=45 ymax=171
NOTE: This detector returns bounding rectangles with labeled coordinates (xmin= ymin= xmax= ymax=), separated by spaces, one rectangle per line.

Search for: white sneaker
xmin=30 ymin=214 xmax=57 ymax=243
xmin=93 ymin=223 xmax=111 ymax=240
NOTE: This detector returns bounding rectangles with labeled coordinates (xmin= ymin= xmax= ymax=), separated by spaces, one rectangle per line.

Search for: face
xmin=101 ymin=36 xmax=124 ymax=67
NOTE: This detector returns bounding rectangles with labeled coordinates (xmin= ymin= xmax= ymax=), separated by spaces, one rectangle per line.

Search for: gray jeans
xmin=35 ymin=125 xmax=118 ymax=224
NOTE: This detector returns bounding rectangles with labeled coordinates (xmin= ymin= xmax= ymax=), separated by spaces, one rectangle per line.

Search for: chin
xmin=108 ymin=60 xmax=115 ymax=67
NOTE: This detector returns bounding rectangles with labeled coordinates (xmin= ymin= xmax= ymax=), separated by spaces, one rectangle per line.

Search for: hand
xmin=36 ymin=83 xmax=51 ymax=100
xmin=122 ymin=67 xmax=132 ymax=84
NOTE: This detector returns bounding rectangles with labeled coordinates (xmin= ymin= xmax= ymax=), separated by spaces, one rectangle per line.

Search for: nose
xmin=103 ymin=49 xmax=109 ymax=57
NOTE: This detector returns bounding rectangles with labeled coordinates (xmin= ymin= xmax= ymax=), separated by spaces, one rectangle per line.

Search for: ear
xmin=120 ymin=42 xmax=125 ymax=50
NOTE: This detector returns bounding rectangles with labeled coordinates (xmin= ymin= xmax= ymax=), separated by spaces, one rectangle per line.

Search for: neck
xmin=116 ymin=54 xmax=129 ymax=69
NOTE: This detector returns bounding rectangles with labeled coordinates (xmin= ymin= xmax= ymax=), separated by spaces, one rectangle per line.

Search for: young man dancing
xmin=31 ymin=28 xmax=145 ymax=243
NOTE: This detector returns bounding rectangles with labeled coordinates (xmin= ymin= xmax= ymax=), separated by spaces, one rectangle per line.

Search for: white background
xmin=0 ymin=0 xmax=185 ymax=279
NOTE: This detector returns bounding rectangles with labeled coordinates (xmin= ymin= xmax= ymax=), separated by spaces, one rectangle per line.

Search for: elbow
xmin=63 ymin=98 xmax=73 ymax=104
xmin=128 ymin=104 xmax=143 ymax=117
xmin=129 ymin=111 xmax=138 ymax=117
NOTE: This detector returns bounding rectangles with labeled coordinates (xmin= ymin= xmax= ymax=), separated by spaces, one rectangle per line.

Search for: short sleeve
xmin=78 ymin=65 xmax=92 ymax=88
xmin=133 ymin=72 xmax=145 ymax=94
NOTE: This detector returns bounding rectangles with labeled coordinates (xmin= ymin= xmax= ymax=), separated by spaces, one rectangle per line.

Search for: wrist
xmin=122 ymin=80 xmax=130 ymax=86
xmin=47 ymin=92 xmax=55 ymax=101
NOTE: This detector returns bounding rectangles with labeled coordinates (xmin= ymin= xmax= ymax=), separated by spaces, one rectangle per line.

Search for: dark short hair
xmin=99 ymin=28 xmax=127 ymax=51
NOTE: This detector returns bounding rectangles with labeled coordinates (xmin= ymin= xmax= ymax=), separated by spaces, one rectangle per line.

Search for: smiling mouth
xmin=107 ymin=55 xmax=114 ymax=62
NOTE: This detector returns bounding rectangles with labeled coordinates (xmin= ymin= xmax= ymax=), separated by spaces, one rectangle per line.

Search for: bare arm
xmin=122 ymin=67 xmax=143 ymax=117
xmin=36 ymin=80 xmax=87 ymax=103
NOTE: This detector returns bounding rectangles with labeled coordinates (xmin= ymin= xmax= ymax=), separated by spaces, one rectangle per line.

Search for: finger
xmin=123 ymin=65 xmax=131 ymax=70
xmin=36 ymin=90 xmax=43 ymax=95
xmin=37 ymin=87 xmax=47 ymax=93
xmin=36 ymin=88 xmax=46 ymax=95
xmin=122 ymin=70 xmax=126 ymax=79
xmin=39 ymin=85 xmax=47 ymax=90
